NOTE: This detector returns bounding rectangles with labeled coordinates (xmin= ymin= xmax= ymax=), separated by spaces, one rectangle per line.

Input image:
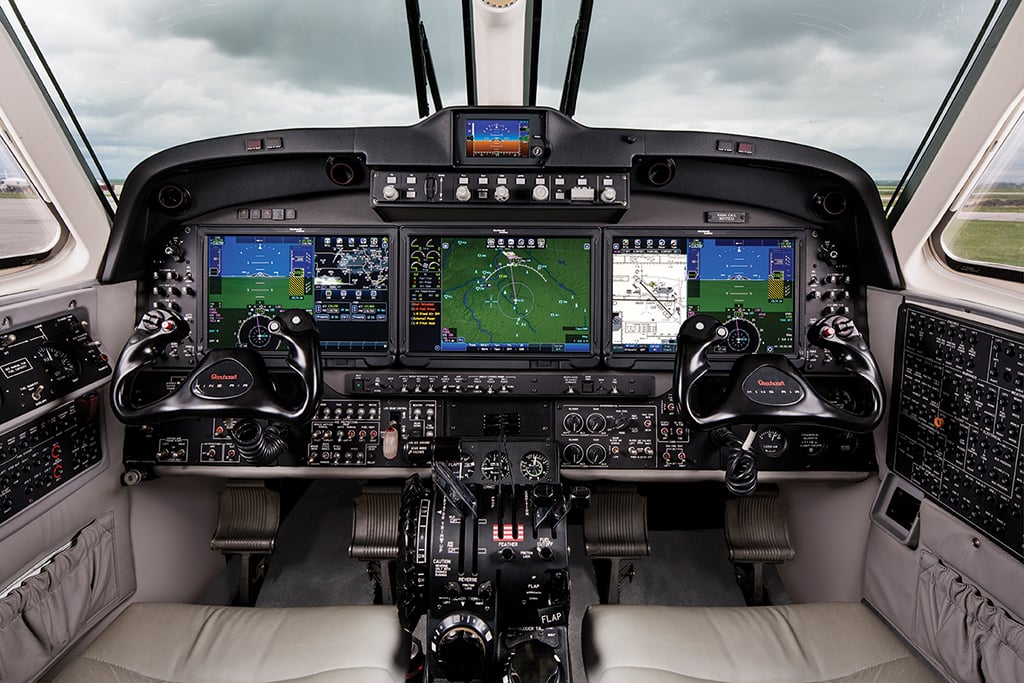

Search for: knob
xmin=585 ymin=443 xmax=607 ymax=465
xmin=455 ymin=185 xmax=472 ymax=202
xmin=584 ymin=413 xmax=607 ymax=433
xmin=817 ymin=244 xmax=840 ymax=266
xmin=432 ymin=613 xmax=492 ymax=682
xmin=493 ymin=185 xmax=510 ymax=202
xmin=504 ymin=640 xmax=564 ymax=683
xmin=164 ymin=241 xmax=185 ymax=262
xmin=532 ymin=184 xmax=550 ymax=202
xmin=381 ymin=184 xmax=399 ymax=201
xmin=600 ymin=187 xmax=617 ymax=203
xmin=562 ymin=413 xmax=584 ymax=433
xmin=562 ymin=443 xmax=584 ymax=465
xmin=533 ymin=483 xmax=555 ymax=507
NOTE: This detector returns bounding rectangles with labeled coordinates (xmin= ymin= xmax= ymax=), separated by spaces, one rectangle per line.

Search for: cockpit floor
xmin=246 ymin=480 xmax=752 ymax=678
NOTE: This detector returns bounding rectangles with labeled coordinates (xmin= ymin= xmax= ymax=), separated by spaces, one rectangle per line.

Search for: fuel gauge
xmin=36 ymin=343 xmax=80 ymax=382
xmin=755 ymin=428 xmax=787 ymax=457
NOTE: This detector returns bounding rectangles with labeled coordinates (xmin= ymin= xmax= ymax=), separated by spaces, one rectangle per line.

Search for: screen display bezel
xmin=604 ymin=228 xmax=804 ymax=368
xmin=198 ymin=226 xmax=396 ymax=363
xmin=453 ymin=110 xmax=545 ymax=166
xmin=400 ymin=227 xmax=601 ymax=368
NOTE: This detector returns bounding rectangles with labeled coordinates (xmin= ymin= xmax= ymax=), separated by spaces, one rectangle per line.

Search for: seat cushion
xmin=583 ymin=602 xmax=939 ymax=683
xmin=52 ymin=602 xmax=408 ymax=683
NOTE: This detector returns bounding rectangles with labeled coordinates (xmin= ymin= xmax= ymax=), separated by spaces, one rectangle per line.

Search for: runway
xmin=958 ymin=211 xmax=1024 ymax=222
xmin=0 ymin=197 xmax=61 ymax=256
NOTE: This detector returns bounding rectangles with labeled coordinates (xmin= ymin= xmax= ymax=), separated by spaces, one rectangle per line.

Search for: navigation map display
xmin=407 ymin=233 xmax=593 ymax=354
xmin=611 ymin=235 xmax=796 ymax=355
xmin=464 ymin=118 xmax=531 ymax=158
xmin=205 ymin=232 xmax=390 ymax=352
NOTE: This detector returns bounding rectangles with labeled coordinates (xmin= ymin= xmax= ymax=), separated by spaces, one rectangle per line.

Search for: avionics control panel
xmin=0 ymin=313 xmax=110 ymax=525
xmin=889 ymin=304 xmax=1024 ymax=559
xmin=0 ymin=396 xmax=104 ymax=524
xmin=0 ymin=313 xmax=111 ymax=423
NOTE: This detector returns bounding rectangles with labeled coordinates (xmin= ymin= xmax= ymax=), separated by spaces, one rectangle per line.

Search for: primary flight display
xmin=205 ymin=233 xmax=390 ymax=351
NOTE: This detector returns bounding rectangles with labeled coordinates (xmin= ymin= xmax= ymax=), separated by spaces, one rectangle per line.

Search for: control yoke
xmin=111 ymin=308 xmax=322 ymax=424
xmin=673 ymin=314 xmax=885 ymax=432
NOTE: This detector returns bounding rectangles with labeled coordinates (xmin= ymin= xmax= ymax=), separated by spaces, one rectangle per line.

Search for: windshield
xmin=537 ymin=1 xmax=1000 ymax=189
xmin=9 ymin=0 xmax=467 ymax=180
xmin=8 ymin=0 xmax=1004 ymax=193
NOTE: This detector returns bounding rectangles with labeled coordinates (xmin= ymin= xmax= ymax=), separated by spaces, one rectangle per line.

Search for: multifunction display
xmin=205 ymin=233 xmax=389 ymax=351
xmin=407 ymin=234 xmax=593 ymax=354
xmin=611 ymin=235 xmax=796 ymax=354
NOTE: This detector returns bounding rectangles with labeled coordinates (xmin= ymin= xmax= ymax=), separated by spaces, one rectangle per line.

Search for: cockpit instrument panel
xmin=203 ymin=229 xmax=392 ymax=354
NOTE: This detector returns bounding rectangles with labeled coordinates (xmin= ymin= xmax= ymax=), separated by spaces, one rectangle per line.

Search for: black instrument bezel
xmin=453 ymin=110 xmax=547 ymax=166
xmin=603 ymin=227 xmax=806 ymax=371
xmin=399 ymin=226 xmax=602 ymax=370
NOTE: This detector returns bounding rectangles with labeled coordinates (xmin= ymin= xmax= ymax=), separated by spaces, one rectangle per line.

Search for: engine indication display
xmin=407 ymin=232 xmax=594 ymax=355
xmin=205 ymin=232 xmax=390 ymax=352
xmin=611 ymin=234 xmax=797 ymax=355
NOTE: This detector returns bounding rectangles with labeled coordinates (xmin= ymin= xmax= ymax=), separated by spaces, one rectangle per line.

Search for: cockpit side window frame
xmin=0 ymin=126 xmax=68 ymax=269
xmin=928 ymin=96 xmax=1024 ymax=284
xmin=0 ymin=6 xmax=111 ymax=295
xmin=885 ymin=0 xmax=1017 ymax=228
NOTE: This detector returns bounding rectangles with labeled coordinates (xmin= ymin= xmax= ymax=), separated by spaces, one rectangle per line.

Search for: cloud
xmin=14 ymin=0 xmax=997 ymax=181
xmin=538 ymin=0 xmax=992 ymax=179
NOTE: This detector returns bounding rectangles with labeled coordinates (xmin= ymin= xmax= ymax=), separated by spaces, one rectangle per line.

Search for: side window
xmin=0 ymin=136 xmax=64 ymax=268
xmin=938 ymin=109 xmax=1024 ymax=281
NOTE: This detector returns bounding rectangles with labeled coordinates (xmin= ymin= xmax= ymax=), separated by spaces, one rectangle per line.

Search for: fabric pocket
xmin=0 ymin=513 xmax=123 ymax=683
xmin=914 ymin=547 xmax=1024 ymax=683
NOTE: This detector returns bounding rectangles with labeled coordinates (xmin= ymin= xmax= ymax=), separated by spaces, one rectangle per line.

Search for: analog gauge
xmin=520 ymin=451 xmax=549 ymax=481
xmin=481 ymin=451 xmax=512 ymax=482
xmin=755 ymin=428 xmax=787 ymax=457
xmin=36 ymin=343 xmax=80 ymax=381
xmin=453 ymin=451 xmax=476 ymax=479
xmin=723 ymin=318 xmax=761 ymax=354
xmin=237 ymin=315 xmax=280 ymax=350
xmin=824 ymin=387 xmax=856 ymax=411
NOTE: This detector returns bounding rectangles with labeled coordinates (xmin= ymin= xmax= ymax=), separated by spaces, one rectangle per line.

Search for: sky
xmin=9 ymin=0 xmax=1008 ymax=182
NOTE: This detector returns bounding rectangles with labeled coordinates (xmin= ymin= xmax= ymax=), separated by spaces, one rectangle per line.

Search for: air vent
xmin=812 ymin=190 xmax=848 ymax=219
xmin=326 ymin=156 xmax=363 ymax=186
xmin=640 ymin=158 xmax=676 ymax=187
xmin=154 ymin=184 xmax=191 ymax=214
